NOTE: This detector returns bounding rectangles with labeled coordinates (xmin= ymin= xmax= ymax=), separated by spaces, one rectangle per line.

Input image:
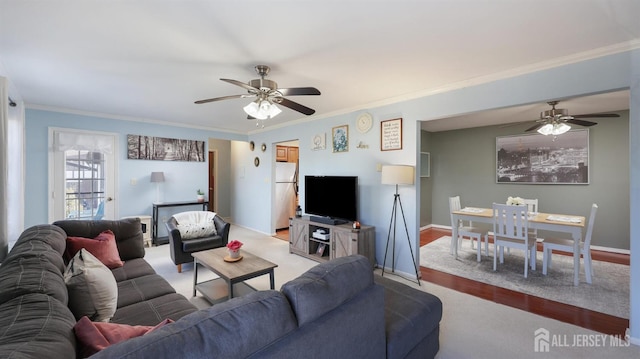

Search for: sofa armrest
xmin=213 ymin=216 xmax=230 ymax=246
xmin=165 ymin=217 xmax=184 ymax=255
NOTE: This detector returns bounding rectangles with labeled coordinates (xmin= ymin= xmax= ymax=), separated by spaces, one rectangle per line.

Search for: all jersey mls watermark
xmin=534 ymin=328 xmax=630 ymax=353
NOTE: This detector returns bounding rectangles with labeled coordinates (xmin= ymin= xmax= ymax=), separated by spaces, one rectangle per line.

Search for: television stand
xmin=289 ymin=216 xmax=376 ymax=268
xmin=310 ymin=216 xmax=347 ymax=225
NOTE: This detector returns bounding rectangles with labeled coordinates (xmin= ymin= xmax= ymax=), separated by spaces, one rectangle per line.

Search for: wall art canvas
xmin=127 ymin=134 xmax=206 ymax=162
xmin=332 ymin=125 xmax=349 ymax=153
xmin=496 ymin=129 xmax=589 ymax=184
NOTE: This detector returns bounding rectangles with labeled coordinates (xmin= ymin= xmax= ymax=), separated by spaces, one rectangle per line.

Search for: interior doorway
xmin=273 ymin=139 xmax=299 ymax=241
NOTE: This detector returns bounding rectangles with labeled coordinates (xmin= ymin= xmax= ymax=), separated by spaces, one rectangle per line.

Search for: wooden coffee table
xmin=192 ymin=247 xmax=278 ymax=304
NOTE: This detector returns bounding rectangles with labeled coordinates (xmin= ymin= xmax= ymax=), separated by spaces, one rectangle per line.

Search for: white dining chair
xmin=492 ymin=203 xmax=537 ymax=278
xmin=541 ymin=203 xmax=598 ymax=284
xmin=449 ymin=196 xmax=489 ymax=262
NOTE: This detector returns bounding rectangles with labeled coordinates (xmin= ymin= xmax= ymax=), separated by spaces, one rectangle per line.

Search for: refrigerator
xmin=275 ymin=162 xmax=298 ymax=229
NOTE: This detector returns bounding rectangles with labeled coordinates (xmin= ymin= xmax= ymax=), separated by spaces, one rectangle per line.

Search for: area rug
xmin=420 ymin=236 xmax=629 ymax=319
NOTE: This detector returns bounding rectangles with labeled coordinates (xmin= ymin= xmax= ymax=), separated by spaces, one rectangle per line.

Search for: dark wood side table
xmin=152 ymin=200 xmax=208 ymax=245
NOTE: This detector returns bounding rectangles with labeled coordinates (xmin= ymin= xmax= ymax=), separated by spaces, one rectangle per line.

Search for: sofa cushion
xmin=74 ymin=315 xmax=173 ymax=358
xmin=0 ymin=249 xmax=68 ymax=305
xmin=281 ymin=254 xmax=374 ymax=326
xmin=110 ymin=258 xmax=157 ymax=282
xmin=91 ymin=290 xmax=297 ymax=358
xmin=10 ymin=224 xmax=68 ymax=255
xmin=65 ymin=249 xmax=118 ymax=322
xmin=66 ymin=229 xmax=124 ymax=269
xmin=374 ymin=275 xmax=443 ymax=359
xmin=0 ymin=293 xmax=77 ymax=359
xmin=116 ymin=274 xmax=177 ymax=308
xmin=53 ymin=218 xmax=145 ymax=261
xmin=110 ymin=293 xmax=198 ymax=326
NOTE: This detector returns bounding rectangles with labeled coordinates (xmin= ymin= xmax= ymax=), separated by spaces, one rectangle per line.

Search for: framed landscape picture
xmin=496 ymin=129 xmax=589 ymax=184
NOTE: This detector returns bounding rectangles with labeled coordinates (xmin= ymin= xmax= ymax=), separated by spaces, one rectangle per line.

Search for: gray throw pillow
xmin=64 ymin=248 xmax=118 ymax=322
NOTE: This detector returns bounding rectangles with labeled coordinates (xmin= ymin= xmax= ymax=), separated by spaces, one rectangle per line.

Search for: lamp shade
xmin=150 ymin=172 xmax=165 ymax=183
xmin=243 ymin=100 xmax=282 ymax=120
xmin=381 ymin=165 xmax=414 ymax=185
xmin=537 ymin=122 xmax=571 ymax=136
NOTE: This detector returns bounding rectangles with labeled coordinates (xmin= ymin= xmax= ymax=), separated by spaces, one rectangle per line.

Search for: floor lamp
xmin=381 ymin=165 xmax=421 ymax=285
xmin=150 ymin=171 xmax=165 ymax=203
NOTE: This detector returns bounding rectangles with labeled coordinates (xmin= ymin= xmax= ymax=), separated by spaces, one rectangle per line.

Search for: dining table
xmin=451 ymin=207 xmax=586 ymax=286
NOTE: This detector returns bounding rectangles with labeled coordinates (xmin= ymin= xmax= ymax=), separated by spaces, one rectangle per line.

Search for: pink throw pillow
xmin=66 ymin=230 xmax=124 ymax=269
xmin=74 ymin=316 xmax=174 ymax=357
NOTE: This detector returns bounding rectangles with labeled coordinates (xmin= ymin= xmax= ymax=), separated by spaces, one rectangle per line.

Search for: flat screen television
xmin=304 ymin=175 xmax=358 ymax=225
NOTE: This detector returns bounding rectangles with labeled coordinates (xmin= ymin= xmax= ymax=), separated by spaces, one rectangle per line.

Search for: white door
xmin=49 ymin=128 xmax=118 ymax=221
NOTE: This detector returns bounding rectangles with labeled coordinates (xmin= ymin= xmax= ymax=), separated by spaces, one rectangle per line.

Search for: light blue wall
xmin=24 ymin=109 xmax=245 ymax=236
xmin=236 ymin=49 xmax=639 ymax=342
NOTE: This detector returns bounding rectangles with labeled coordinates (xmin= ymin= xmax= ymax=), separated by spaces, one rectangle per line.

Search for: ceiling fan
xmin=194 ymin=65 xmax=320 ymax=123
xmin=525 ymin=101 xmax=620 ymax=135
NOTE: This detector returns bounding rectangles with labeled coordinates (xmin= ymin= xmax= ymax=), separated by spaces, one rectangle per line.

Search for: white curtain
xmin=0 ymin=77 xmax=9 ymax=261
xmin=54 ymin=131 xmax=113 ymax=154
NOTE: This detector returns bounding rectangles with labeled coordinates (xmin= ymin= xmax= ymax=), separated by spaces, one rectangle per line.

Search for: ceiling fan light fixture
xmin=243 ymin=100 xmax=282 ymax=120
xmin=537 ymin=122 xmax=571 ymax=136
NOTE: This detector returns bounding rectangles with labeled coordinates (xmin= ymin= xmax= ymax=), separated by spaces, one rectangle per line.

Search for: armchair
xmin=165 ymin=212 xmax=230 ymax=272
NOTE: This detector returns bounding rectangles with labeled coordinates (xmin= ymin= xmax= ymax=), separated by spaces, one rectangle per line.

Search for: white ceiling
xmin=1 ymin=1 xmax=639 ymax=134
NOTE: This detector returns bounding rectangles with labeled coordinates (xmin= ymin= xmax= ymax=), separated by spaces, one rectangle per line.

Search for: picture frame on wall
xmin=380 ymin=118 xmax=402 ymax=151
xmin=496 ymin=129 xmax=589 ymax=184
xmin=332 ymin=125 xmax=349 ymax=153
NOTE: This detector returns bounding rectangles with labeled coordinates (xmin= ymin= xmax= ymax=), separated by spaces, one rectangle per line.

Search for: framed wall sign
xmin=380 ymin=118 xmax=402 ymax=151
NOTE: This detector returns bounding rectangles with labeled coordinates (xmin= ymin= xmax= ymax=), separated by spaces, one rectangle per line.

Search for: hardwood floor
xmin=419 ymin=227 xmax=629 ymax=336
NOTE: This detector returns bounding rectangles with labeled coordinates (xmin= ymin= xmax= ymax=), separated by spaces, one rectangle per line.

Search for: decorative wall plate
xmin=249 ymin=141 xmax=255 ymax=151
xmin=356 ymin=112 xmax=373 ymax=133
xmin=261 ymin=143 xmax=267 ymax=152
xmin=254 ymin=157 xmax=260 ymax=167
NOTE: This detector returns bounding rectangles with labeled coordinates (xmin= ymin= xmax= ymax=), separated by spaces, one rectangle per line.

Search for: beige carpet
xmin=144 ymin=226 xmax=640 ymax=358
xmin=420 ymin=236 xmax=629 ymax=319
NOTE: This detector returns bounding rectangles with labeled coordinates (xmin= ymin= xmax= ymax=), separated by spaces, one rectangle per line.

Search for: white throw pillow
xmin=174 ymin=211 xmax=218 ymax=239
xmin=64 ymin=248 xmax=118 ymax=322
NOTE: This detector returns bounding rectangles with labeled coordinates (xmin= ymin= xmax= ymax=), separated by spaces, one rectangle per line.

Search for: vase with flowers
xmin=506 ymin=196 xmax=525 ymax=206
xmin=226 ymin=240 xmax=243 ymax=259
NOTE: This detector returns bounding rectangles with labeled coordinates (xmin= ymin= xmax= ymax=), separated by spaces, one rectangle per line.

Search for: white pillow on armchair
xmin=174 ymin=211 xmax=218 ymax=239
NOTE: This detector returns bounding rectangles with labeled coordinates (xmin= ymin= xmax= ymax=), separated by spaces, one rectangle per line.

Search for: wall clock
xmin=356 ymin=112 xmax=373 ymax=133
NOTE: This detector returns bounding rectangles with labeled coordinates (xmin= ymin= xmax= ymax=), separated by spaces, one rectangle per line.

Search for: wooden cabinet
xmin=276 ymin=145 xmax=299 ymax=162
xmin=289 ymin=216 xmax=376 ymax=268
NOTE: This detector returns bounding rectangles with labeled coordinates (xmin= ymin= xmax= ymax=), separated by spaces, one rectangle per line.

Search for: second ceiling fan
xmin=195 ymin=65 xmax=320 ymax=122
xmin=525 ymin=101 xmax=620 ymax=135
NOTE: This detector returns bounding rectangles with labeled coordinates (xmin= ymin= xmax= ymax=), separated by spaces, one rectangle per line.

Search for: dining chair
xmin=449 ymin=196 xmax=489 ymax=262
xmin=541 ymin=203 xmax=598 ymax=284
xmin=492 ymin=203 xmax=537 ymax=278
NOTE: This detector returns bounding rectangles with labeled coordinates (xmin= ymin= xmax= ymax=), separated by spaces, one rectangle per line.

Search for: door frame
xmin=48 ymin=127 xmax=119 ymax=222
xmin=208 ymin=150 xmax=218 ymax=213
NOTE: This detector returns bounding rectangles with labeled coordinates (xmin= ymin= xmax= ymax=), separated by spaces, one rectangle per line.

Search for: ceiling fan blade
xmin=566 ymin=119 xmax=597 ymax=127
xmin=220 ymin=78 xmax=259 ymax=92
xmin=525 ymin=123 xmax=544 ymax=132
xmin=277 ymin=98 xmax=316 ymax=115
xmin=572 ymin=113 xmax=620 ymax=118
xmin=277 ymin=87 xmax=321 ymax=96
xmin=194 ymin=94 xmax=255 ymax=104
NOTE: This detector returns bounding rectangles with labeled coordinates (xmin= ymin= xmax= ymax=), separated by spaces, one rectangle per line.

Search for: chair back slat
xmin=449 ymin=196 xmax=462 ymax=228
xmin=583 ymin=203 xmax=598 ymax=247
xmin=493 ymin=203 xmax=529 ymax=240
